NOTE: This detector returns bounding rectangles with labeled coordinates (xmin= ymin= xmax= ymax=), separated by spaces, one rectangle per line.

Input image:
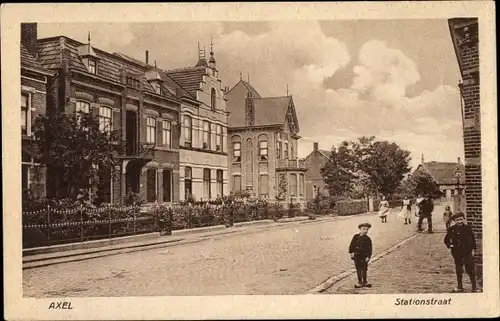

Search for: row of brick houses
xmin=20 ymin=23 xmax=306 ymax=206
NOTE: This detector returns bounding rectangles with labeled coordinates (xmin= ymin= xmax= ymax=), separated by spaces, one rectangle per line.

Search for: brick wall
xmin=449 ymin=18 xmax=482 ymax=285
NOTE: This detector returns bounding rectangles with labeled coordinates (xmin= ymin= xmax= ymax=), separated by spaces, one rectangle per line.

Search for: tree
xmin=395 ymin=171 xmax=441 ymax=198
xmin=352 ymin=137 xmax=411 ymax=197
xmin=320 ymin=141 xmax=356 ymax=198
xmin=27 ymin=111 xmax=125 ymax=201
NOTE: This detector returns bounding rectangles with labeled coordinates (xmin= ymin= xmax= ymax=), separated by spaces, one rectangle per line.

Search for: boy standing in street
xmin=444 ymin=212 xmax=478 ymax=292
xmin=349 ymin=223 xmax=373 ymax=288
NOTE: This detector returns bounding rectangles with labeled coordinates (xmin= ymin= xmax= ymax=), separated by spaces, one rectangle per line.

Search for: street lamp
xmin=455 ymin=167 xmax=462 ymax=195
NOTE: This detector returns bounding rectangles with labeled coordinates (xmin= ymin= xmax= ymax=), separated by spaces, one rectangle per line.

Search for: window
xmin=146 ymin=117 xmax=156 ymax=144
xmin=216 ymin=170 xmax=223 ymax=197
xmin=155 ymin=83 xmax=161 ymax=95
xmin=203 ymin=168 xmax=211 ymax=200
xmin=99 ymin=106 xmax=113 ymax=134
xmin=211 ymin=88 xmax=216 ymax=110
xmin=259 ymin=174 xmax=269 ymax=196
xmin=163 ymin=170 xmax=172 ymax=202
xmin=233 ymin=175 xmax=242 ymax=192
xmin=21 ymin=93 xmax=29 ymax=135
xmin=290 ymin=174 xmax=297 ymax=197
xmin=184 ymin=116 xmax=192 ymax=147
xmin=277 ymin=141 xmax=281 ymax=159
xmin=75 ymin=101 xmax=90 ymax=126
xmin=233 ymin=142 xmax=241 ymax=162
xmin=126 ymin=76 xmax=140 ymax=88
xmin=291 ymin=145 xmax=294 ymax=159
xmin=146 ymin=168 xmax=157 ymax=202
xmin=216 ymin=124 xmax=222 ymax=151
xmin=162 ymin=120 xmax=171 ymax=148
xmin=202 ymin=121 xmax=210 ymax=149
xmin=259 ymin=141 xmax=268 ymax=161
xmin=184 ymin=167 xmax=192 ymax=199
xmin=88 ymin=59 xmax=97 ymax=74
xmin=284 ymin=143 xmax=289 ymax=159
xmin=299 ymin=174 xmax=304 ymax=196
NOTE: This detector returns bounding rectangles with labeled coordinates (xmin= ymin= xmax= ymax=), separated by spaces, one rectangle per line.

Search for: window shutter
xmin=140 ymin=114 xmax=147 ymax=144
xmin=113 ymin=108 xmax=121 ymax=136
xmin=157 ymin=120 xmax=163 ymax=147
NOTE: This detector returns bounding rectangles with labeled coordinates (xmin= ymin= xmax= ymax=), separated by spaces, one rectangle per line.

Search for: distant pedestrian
xmin=398 ymin=196 xmax=412 ymax=225
xmin=378 ymin=196 xmax=389 ymax=223
xmin=444 ymin=212 xmax=478 ymax=292
xmin=415 ymin=194 xmax=424 ymax=217
xmin=443 ymin=205 xmax=453 ymax=231
xmin=417 ymin=194 xmax=434 ymax=233
xmin=349 ymin=223 xmax=373 ymax=288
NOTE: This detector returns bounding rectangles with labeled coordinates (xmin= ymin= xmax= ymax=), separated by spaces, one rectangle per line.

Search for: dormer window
xmin=88 ymin=58 xmax=97 ymax=74
xmin=155 ymin=83 xmax=161 ymax=95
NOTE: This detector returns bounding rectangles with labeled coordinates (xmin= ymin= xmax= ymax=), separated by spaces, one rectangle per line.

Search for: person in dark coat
xmin=349 ymin=223 xmax=373 ymax=288
xmin=417 ymin=194 xmax=434 ymax=233
xmin=444 ymin=212 xmax=478 ymax=292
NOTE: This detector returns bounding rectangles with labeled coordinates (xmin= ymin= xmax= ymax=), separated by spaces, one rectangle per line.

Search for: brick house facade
xmin=225 ymin=80 xmax=306 ymax=206
xmin=304 ymin=142 xmax=330 ymax=201
xmin=448 ymin=18 xmax=482 ymax=284
xmin=31 ymin=24 xmax=189 ymax=204
xmin=20 ymin=23 xmax=54 ymax=199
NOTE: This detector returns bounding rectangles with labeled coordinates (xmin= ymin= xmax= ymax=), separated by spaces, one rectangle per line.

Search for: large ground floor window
xmin=163 ymin=170 xmax=172 ymax=202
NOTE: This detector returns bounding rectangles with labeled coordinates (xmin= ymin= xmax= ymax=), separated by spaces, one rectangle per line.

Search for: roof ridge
xmin=165 ymin=65 xmax=205 ymax=73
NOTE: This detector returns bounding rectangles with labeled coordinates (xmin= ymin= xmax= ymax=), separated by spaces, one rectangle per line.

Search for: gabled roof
xmin=226 ymin=80 xmax=262 ymax=98
xmin=229 ymin=95 xmax=295 ymax=128
xmin=165 ymin=66 xmax=207 ymax=98
xmin=37 ymin=36 xmax=189 ymax=100
xmin=415 ymin=161 xmax=465 ymax=185
xmin=21 ymin=43 xmax=42 ymax=69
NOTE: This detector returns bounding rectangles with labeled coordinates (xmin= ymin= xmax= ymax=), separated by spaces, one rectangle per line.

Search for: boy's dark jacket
xmin=349 ymin=234 xmax=372 ymax=258
xmin=444 ymin=224 xmax=477 ymax=253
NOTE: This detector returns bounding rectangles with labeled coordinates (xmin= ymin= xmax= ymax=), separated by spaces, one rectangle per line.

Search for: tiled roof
xmin=241 ymin=80 xmax=261 ymax=98
xmin=229 ymin=95 xmax=291 ymax=128
xmin=165 ymin=66 xmax=207 ymax=97
xmin=417 ymin=162 xmax=465 ymax=185
xmin=37 ymin=36 xmax=188 ymax=100
xmin=21 ymin=43 xmax=44 ymax=70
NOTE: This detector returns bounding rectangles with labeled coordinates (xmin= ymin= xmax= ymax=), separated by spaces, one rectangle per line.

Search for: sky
xmin=38 ymin=19 xmax=464 ymax=169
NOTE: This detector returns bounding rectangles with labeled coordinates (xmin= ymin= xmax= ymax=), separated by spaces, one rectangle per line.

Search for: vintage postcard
xmin=2 ymin=2 xmax=498 ymax=320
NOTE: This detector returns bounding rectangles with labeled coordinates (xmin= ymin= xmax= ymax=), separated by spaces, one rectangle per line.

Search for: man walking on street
xmin=444 ymin=212 xmax=478 ymax=292
xmin=417 ymin=194 xmax=434 ymax=233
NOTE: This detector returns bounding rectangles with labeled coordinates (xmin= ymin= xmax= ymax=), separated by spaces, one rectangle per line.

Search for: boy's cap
xmin=358 ymin=223 xmax=372 ymax=229
xmin=451 ymin=212 xmax=465 ymax=220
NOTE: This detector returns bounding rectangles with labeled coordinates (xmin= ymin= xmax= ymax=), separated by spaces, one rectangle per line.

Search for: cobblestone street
xmin=23 ymin=205 xmax=447 ymax=297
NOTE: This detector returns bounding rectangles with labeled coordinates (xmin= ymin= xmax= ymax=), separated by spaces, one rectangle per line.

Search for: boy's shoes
xmin=354 ymin=283 xmax=363 ymax=288
xmin=471 ymin=288 xmax=481 ymax=293
xmin=452 ymin=287 xmax=464 ymax=293
xmin=428 ymin=230 xmax=434 ymax=234
xmin=363 ymin=283 xmax=372 ymax=288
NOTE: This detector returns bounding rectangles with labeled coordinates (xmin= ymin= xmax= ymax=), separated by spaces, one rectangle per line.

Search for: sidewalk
xmin=23 ymin=214 xmax=344 ymax=269
xmin=326 ymin=228 xmax=475 ymax=294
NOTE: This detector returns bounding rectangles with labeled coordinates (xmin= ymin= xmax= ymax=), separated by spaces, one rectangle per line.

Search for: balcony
xmin=276 ymin=158 xmax=307 ymax=172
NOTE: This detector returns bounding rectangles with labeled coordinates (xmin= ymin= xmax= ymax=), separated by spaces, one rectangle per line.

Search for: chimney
xmin=245 ymin=91 xmax=254 ymax=126
xmin=145 ymin=50 xmax=149 ymax=64
xmin=21 ymin=23 xmax=38 ymax=58
xmin=313 ymin=142 xmax=319 ymax=151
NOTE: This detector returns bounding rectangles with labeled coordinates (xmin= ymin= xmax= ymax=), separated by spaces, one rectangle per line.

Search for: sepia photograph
xmin=2 ymin=2 xmax=498 ymax=320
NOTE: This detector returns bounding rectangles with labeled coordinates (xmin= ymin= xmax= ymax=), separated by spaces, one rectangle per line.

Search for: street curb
xmin=306 ymin=232 xmax=421 ymax=294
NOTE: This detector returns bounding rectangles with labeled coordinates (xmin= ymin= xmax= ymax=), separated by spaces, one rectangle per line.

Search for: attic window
xmin=88 ymin=58 xmax=97 ymax=74
xmin=155 ymin=83 xmax=161 ymax=95
xmin=126 ymin=76 xmax=140 ymax=88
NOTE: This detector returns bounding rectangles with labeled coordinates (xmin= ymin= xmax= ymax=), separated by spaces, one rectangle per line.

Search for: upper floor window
xmin=162 ymin=120 xmax=171 ymax=148
xmin=88 ymin=58 xmax=97 ymax=74
xmin=259 ymin=141 xmax=268 ymax=161
xmin=146 ymin=117 xmax=156 ymax=144
xmin=155 ymin=83 xmax=161 ymax=95
xmin=75 ymin=101 xmax=91 ymax=127
xmin=290 ymin=144 xmax=294 ymax=159
xmin=184 ymin=116 xmax=192 ymax=147
xmin=277 ymin=141 xmax=282 ymax=159
xmin=202 ymin=121 xmax=210 ymax=149
xmin=21 ymin=93 xmax=29 ymax=135
xmin=99 ymin=106 xmax=113 ymax=134
xmin=211 ymin=88 xmax=216 ymax=110
xmin=233 ymin=142 xmax=241 ymax=162
xmin=284 ymin=142 xmax=289 ymax=159
xmin=216 ymin=124 xmax=222 ymax=152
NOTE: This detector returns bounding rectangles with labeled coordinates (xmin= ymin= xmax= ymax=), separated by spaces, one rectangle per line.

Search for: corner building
xmin=225 ymin=80 xmax=306 ymax=206
xmin=165 ymin=46 xmax=229 ymax=201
